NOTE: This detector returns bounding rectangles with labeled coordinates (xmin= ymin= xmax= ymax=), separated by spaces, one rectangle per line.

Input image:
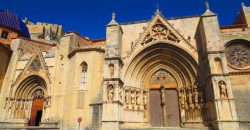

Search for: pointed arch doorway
xmin=147 ymin=69 xmax=180 ymax=127
xmin=11 ymin=75 xmax=47 ymax=126
xmin=29 ymin=90 xmax=45 ymax=126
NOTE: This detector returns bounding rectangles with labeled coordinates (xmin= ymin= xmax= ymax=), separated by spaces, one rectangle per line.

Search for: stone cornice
xmin=68 ymin=47 xmax=105 ymax=58
xmin=206 ymin=73 xmax=230 ymax=78
xmin=206 ymin=50 xmax=225 ymax=54
xmin=103 ymin=78 xmax=124 ymax=85
xmin=104 ymin=57 xmax=124 ymax=65
xmin=229 ymin=71 xmax=250 ymax=75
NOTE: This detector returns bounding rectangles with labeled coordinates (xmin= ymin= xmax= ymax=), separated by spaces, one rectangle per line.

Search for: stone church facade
xmin=0 ymin=3 xmax=250 ymax=130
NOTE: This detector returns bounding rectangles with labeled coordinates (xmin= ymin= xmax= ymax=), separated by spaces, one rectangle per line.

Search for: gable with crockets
xmin=127 ymin=10 xmax=197 ymax=58
xmin=13 ymin=48 xmax=51 ymax=86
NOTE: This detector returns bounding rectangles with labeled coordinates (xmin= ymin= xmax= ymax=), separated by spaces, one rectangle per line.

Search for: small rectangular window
xmin=1 ymin=31 xmax=9 ymax=39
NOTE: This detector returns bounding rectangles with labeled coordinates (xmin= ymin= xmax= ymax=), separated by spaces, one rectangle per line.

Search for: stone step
xmin=0 ymin=126 xmax=60 ymax=130
xmin=122 ymin=127 xmax=212 ymax=130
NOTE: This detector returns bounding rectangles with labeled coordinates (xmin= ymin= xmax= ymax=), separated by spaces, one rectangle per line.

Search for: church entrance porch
xmin=123 ymin=43 xmax=209 ymax=128
xmin=1 ymin=75 xmax=50 ymax=127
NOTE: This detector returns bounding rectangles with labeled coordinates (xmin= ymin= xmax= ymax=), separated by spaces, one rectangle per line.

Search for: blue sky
xmin=1 ymin=0 xmax=250 ymax=39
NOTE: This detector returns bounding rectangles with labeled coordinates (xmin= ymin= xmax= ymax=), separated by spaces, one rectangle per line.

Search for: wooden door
xmin=165 ymin=89 xmax=180 ymax=127
xmin=149 ymin=89 xmax=164 ymax=127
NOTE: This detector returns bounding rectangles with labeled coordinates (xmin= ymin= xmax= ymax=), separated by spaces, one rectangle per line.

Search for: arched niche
xmin=214 ymin=57 xmax=223 ymax=74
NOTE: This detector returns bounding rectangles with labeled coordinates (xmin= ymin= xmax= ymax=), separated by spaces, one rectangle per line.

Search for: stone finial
xmin=202 ymin=1 xmax=216 ymax=16
xmin=112 ymin=12 xmax=116 ymax=20
xmin=205 ymin=1 xmax=210 ymax=10
xmin=154 ymin=2 xmax=162 ymax=15
xmin=241 ymin=2 xmax=245 ymax=7
xmin=107 ymin=11 xmax=118 ymax=26
xmin=24 ymin=17 xmax=28 ymax=24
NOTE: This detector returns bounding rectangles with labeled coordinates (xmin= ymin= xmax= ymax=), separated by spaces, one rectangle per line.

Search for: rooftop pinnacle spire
xmin=205 ymin=1 xmax=210 ymax=10
xmin=154 ymin=2 xmax=162 ymax=15
xmin=241 ymin=2 xmax=245 ymax=7
xmin=107 ymin=11 xmax=118 ymax=26
xmin=112 ymin=12 xmax=116 ymax=20
xmin=202 ymin=1 xmax=216 ymax=16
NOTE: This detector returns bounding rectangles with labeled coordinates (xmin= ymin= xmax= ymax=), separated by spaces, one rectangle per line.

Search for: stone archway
xmin=5 ymin=75 xmax=48 ymax=126
xmin=123 ymin=43 xmax=206 ymax=127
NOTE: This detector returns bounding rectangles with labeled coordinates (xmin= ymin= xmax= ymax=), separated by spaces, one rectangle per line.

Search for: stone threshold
xmin=0 ymin=126 xmax=59 ymax=130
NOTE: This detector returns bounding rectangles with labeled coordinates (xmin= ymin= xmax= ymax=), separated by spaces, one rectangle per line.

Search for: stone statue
xmin=107 ymin=85 xmax=114 ymax=101
xmin=4 ymin=98 xmax=8 ymax=109
xmin=187 ymin=89 xmax=193 ymax=105
xmin=143 ymin=91 xmax=148 ymax=109
xmin=218 ymin=81 xmax=227 ymax=99
xmin=44 ymin=96 xmax=52 ymax=108
xmin=160 ymin=88 xmax=166 ymax=106
xmin=198 ymin=88 xmax=204 ymax=103
xmin=179 ymin=89 xmax=186 ymax=109
xmin=131 ymin=90 xmax=136 ymax=108
xmin=119 ymin=89 xmax=122 ymax=101
xmin=136 ymin=90 xmax=141 ymax=105
xmin=193 ymin=88 xmax=199 ymax=104
xmin=125 ymin=90 xmax=130 ymax=104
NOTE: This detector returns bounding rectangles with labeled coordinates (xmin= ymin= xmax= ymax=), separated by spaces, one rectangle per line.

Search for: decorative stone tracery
xmin=142 ymin=21 xmax=180 ymax=45
xmin=226 ymin=43 xmax=250 ymax=68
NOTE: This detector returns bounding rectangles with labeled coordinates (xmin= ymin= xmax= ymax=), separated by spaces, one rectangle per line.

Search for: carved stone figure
xmin=44 ymin=96 xmax=52 ymax=108
xmin=179 ymin=89 xmax=186 ymax=109
xmin=125 ymin=90 xmax=130 ymax=104
xmin=193 ymin=88 xmax=199 ymax=104
xmin=131 ymin=90 xmax=136 ymax=108
xmin=187 ymin=89 xmax=193 ymax=105
xmin=218 ymin=81 xmax=227 ymax=99
xmin=136 ymin=89 xmax=141 ymax=105
xmin=161 ymin=88 xmax=166 ymax=106
xmin=107 ymin=85 xmax=114 ymax=101
xmin=119 ymin=89 xmax=122 ymax=101
xmin=143 ymin=91 xmax=148 ymax=109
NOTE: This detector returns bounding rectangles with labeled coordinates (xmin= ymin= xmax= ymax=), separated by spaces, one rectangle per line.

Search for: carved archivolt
xmin=142 ymin=21 xmax=180 ymax=45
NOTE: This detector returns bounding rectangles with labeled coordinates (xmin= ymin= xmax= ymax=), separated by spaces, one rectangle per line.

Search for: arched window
xmin=80 ymin=62 xmax=88 ymax=90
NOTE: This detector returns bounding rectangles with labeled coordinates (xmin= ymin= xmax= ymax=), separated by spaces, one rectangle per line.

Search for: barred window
xmin=80 ymin=62 xmax=88 ymax=90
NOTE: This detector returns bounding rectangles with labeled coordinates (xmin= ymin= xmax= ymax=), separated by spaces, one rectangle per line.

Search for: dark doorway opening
xmin=35 ymin=110 xmax=43 ymax=126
